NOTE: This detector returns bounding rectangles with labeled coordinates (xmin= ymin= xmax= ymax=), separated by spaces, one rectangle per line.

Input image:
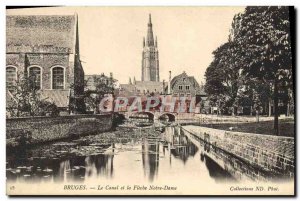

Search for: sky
xmin=7 ymin=6 xmax=245 ymax=85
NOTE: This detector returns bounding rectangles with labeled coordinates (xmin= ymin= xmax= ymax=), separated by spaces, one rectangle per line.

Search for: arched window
xmin=28 ymin=66 xmax=42 ymax=90
xmin=6 ymin=66 xmax=17 ymax=91
xmin=52 ymin=66 xmax=65 ymax=89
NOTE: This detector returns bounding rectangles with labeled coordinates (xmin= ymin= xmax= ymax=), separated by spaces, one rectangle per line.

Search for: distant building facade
xmin=166 ymin=71 xmax=203 ymax=97
xmin=6 ymin=14 xmax=85 ymax=112
xmin=164 ymin=71 xmax=206 ymax=113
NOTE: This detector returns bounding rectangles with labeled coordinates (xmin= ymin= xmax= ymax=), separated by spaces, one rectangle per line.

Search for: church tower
xmin=141 ymin=14 xmax=160 ymax=82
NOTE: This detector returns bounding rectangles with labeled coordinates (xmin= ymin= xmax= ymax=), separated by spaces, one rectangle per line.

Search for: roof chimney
xmin=168 ymin=71 xmax=172 ymax=94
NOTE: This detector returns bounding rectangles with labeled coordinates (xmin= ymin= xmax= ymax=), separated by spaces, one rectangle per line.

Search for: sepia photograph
xmin=5 ymin=6 xmax=295 ymax=196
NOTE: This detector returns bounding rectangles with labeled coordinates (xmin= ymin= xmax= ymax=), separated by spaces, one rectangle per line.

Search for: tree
xmin=235 ymin=6 xmax=293 ymax=134
xmin=238 ymin=76 xmax=271 ymax=121
xmin=84 ymin=74 xmax=116 ymax=114
xmin=204 ymin=13 xmax=255 ymax=116
xmin=204 ymin=41 xmax=245 ymax=115
xmin=7 ymin=74 xmax=59 ymax=117
xmin=69 ymin=80 xmax=87 ymax=114
xmin=205 ymin=61 xmax=225 ymax=114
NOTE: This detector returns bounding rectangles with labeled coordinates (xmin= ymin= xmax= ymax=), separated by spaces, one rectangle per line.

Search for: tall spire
xmin=75 ymin=13 xmax=80 ymax=57
xmin=146 ymin=13 xmax=154 ymax=46
xmin=142 ymin=14 xmax=159 ymax=82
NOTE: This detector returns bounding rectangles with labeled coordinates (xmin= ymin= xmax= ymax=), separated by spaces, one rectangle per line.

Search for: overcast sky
xmin=7 ymin=6 xmax=245 ymax=85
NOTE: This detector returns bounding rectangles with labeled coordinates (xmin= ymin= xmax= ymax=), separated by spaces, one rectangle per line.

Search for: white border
xmin=1 ymin=2 xmax=299 ymax=201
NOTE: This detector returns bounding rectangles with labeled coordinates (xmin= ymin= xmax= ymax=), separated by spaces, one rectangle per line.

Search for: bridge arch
xmin=158 ymin=113 xmax=176 ymax=122
xmin=129 ymin=111 xmax=155 ymax=121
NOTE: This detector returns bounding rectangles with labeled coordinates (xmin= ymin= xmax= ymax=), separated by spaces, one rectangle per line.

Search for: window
xmin=6 ymin=66 xmax=17 ymax=91
xmin=52 ymin=66 xmax=64 ymax=89
xmin=179 ymin=85 xmax=183 ymax=90
xmin=186 ymin=85 xmax=190 ymax=90
xmin=28 ymin=66 xmax=42 ymax=90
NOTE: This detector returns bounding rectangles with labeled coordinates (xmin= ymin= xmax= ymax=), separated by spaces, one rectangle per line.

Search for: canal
xmin=6 ymin=125 xmax=291 ymax=185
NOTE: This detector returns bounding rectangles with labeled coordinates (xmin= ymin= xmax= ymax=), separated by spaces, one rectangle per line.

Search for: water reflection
xmin=6 ymin=125 xmax=289 ymax=184
xmin=203 ymin=153 xmax=235 ymax=182
xmin=163 ymin=127 xmax=198 ymax=164
xmin=7 ymin=153 xmax=115 ymax=183
xmin=142 ymin=138 xmax=159 ymax=182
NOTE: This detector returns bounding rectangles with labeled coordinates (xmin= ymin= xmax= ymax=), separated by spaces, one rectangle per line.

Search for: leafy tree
xmin=69 ymin=80 xmax=87 ymax=114
xmin=38 ymin=101 xmax=60 ymax=117
xmin=235 ymin=6 xmax=293 ymax=134
xmin=204 ymin=14 xmax=253 ymax=116
xmin=84 ymin=74 xmax=116 ymax=114
xmin=7 ymin=74 xmax=59 ymax=117
xmin=205 ymin=41 xmax=244 ymax=115
xmin=205 ymin=6 xmax=293 ymax=134
xmin=237 ymin=77 xmax=271 ymax=121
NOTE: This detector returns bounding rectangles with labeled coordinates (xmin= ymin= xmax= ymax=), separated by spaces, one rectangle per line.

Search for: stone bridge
xmin=119 ymin=110 xmax=195 ymax=122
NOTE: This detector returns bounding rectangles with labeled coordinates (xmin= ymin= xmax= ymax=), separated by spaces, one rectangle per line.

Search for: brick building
xmin=165 ymin=71 xmax=203 ymax=97
xmin=6 ymin=14 xmax=85 ymax=113
xmin=164 ymin=71 xmax=206 ymax=113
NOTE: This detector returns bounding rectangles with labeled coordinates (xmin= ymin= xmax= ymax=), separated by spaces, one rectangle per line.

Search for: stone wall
xmin=7 ymin=114 xmax=113 ymax=145
xmin=182 ymin=125 xmax=294 ymax=176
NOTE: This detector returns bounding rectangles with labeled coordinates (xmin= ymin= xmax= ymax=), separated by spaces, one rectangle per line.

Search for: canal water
xmin=6 ymin=126 xmax=289 ymax=184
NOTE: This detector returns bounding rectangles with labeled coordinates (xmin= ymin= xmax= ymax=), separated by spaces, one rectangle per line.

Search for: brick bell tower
xmin=141 ymin=14 xmax=160 ymax=82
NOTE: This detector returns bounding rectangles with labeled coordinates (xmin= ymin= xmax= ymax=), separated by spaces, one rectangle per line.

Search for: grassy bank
xmin=201 ymin=118 xmax=294 ymax=137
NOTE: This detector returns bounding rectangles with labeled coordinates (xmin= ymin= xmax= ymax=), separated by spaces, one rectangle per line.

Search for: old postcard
xmin=6 ymin=6 xmax=295 ymax=196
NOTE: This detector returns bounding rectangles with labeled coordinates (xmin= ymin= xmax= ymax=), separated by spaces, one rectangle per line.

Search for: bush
xmin=37 ymin=101 xmax=60 ymax=117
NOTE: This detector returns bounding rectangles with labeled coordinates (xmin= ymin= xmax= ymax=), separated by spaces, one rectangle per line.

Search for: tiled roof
xmin=6 ymin=15 xmax=75 ymax=53
xmin=40 ymin=90 xmax=70 ymax=108
xmin=169 ymin=71 xmax=204 ymax=95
